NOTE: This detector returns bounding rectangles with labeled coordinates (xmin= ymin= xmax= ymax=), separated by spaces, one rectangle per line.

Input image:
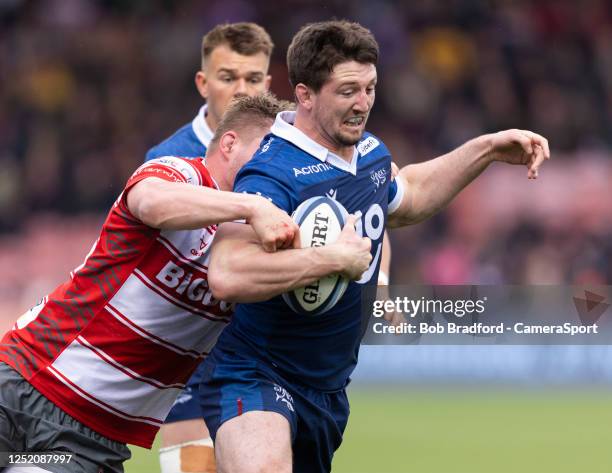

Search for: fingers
xmin=527 ymin=144 xmax=546 ymax=179
xmin=521 ymin=130 xmax=550 ymax=161
xmin=503 ymin=129 xmax=550 ymax=178
xmin=261 ymin=238 xmax=276 ymax=253
xmin=518 ymin=130 xmax=550 ymax=179
xmin=511 ymin=129 xmax=533 ymax=157
xmin=278 ymin=222 xmax=299 ymax=250
xmin=291 ymin=229 xmax=302 ymax=249
xmin=362 ymin=236 xmax=372 ymax=252
xmin=262 ymin=221 xmax=299 ymax=253
xmin=343 ymin=214 xmax=358 ymax=231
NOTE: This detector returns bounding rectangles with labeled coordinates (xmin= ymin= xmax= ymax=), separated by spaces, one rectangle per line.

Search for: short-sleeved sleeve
xmin=125 ymin=156 xmax=203 ymax=192
xmin=233 ymin=162 xmax=295 ymax=214
xmin=387 ymin=176 xmax=405 ymax=215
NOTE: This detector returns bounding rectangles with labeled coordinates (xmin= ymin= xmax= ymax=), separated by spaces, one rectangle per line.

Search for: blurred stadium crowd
xmin=0 ymin=0 xmax=611 ymax=319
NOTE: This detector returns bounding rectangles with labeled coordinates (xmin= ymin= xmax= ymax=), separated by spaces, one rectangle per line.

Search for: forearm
xmin=128 ymin=178 xmax=261 ymax=230
xmin=392 ymin=134 xmax=493 ymax=226
xmin=209 ymin=233 xmax=343 ymax=303
xmin=378 ymin=231 xmax=391 ymax=284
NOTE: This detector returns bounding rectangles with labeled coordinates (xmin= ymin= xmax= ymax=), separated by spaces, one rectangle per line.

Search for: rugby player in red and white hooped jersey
xmin=0 ymin=94 xmax=374 ymax=473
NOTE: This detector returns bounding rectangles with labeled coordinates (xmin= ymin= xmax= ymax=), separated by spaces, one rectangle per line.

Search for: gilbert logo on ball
xmin=282 ymin=196 xmax=350 ymax=316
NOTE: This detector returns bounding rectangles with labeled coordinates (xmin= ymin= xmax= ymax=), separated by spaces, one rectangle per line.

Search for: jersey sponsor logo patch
xmin=273 ymin=384 xmax=294 ymax=412
xmin=357 ymin=136 xmax=380 ymax=156
xmin=370 ymin=167 xmax=388 ymax=191
xmin=155 ymin=260 xmax=226 ymax=309
xmin=133 ymin=165 xmax=185 ymax=183
xmin=293 ymin=163 xmax=333 ymax=177
xmin=190 ymin=226 xmax=216 ymax=257
xmin=155 ymin=157 xmax=199 ymax=185
xmin=261 ymin=137 xmax=274 ymax=153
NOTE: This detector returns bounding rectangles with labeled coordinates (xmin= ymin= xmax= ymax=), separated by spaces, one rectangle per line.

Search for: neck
xmin=204 ymin=110 xmax=219 ymax=134
xmin=293 ymin=108 xmax=354 ymax=162
xmin=202 ymin=153 xmax=230 ymax=191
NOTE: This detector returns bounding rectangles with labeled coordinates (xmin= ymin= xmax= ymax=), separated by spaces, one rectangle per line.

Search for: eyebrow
xmin=217 ymin=68 xmax=264 ymax=77
xmin=337 ymin=79 xmax=377 ymax=88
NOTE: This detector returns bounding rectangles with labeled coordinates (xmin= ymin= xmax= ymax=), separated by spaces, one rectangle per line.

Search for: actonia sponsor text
xmin=293 ymin=163 xmax=332 ymax=177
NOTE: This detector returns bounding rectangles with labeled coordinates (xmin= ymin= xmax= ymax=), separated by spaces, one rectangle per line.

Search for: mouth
xmin=343 ymin=116 xmax=365 ymax=129
xmin=344 ymin=117 xmax=365 ymax=128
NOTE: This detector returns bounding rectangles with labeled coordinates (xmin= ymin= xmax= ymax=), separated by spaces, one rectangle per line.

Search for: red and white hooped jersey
xmin=0 ymin=156 xmax=232 ymax=448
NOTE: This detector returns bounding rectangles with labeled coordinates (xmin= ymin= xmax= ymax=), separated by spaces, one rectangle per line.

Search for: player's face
xmin=311 ymin=61 xmax=376 ymax=149
xmin=197 ymin=45 xmax=271 ymax=130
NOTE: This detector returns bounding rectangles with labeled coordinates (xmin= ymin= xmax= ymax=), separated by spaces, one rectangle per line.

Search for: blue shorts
xmin=165 ymin=362 xmax=207 ymax=423
xmin=199 ymin=348 xmax=350 ymax=473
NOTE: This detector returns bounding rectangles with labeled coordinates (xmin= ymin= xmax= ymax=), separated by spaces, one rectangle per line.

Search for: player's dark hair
xmin=201 ymin=22 xmax=274 ymax=67
xmin=287 ymin=20 xmax=379 ymax=92
xmin=209 ymin=94 xmax=294 ymax=150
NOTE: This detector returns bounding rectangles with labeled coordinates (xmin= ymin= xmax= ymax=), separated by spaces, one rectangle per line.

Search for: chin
xmin=337 ymin=130 xmax=363 ymax=147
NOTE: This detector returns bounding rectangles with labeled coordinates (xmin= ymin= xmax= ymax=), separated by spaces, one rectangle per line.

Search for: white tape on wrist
xmin=377 ymin=271 xmax=389 ymax=285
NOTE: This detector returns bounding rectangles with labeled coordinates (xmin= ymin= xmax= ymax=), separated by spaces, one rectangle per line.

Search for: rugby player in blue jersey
xmin=146 ymin=22 xmax=273 ymax=162
xmin=201 ymin=20 xmax=550 ymax=473
xmin=147 ymin=22 xmax=396 ymax=473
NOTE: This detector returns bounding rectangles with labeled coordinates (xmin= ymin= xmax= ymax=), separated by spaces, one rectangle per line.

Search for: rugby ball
xmin=282 ymin=196 xmax=350 ymax=316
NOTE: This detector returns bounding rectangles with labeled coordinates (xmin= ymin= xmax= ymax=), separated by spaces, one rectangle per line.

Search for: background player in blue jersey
xmin=147 ymin=21 xmax=396 ymax=473
xmin=146 ymin=22 xmax=273 ymax=163
xmin=201 ymin=20 xmax=550 ymax=473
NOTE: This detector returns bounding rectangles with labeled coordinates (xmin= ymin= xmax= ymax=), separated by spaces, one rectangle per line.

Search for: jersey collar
xmin=271 ymin=111 xmax=359 ymax=176
xmin=192 ymin=105 xmax=214 ymax=148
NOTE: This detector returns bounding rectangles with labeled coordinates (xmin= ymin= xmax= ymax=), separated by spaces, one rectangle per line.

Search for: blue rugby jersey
xmin=215 ymin=111 xmax=404 ymax=391
xmin=145 ymin=105 xmax=213 ymax=161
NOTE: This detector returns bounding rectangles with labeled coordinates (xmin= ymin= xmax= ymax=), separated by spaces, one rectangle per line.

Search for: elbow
xmin=208 ymin=269 xmax=231 ymax=301
xmin=130 ymin=182 xmax=167 ymax=228
xmin=208 ymin=265 xmax=240 ymax=302
xmin=388 ymin=209 xmax=427 ymax=228
xmin=138 ymin=200 xmax=164 ymax=228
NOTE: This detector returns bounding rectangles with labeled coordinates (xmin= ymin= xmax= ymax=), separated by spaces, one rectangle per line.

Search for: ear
xmin=195 ymin=71 xmax=208 ymax=100
xmin=218 ymin=131 xmax=238 ymax=160
xmin=295 ymin=84 xmax=313 ymax=111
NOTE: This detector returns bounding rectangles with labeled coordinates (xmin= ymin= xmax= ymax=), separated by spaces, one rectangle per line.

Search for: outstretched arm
xmin=127 ymin=177 xmax=298 ymax=251
xmin=388 ymin=129 xmax=550 ymax=227
xmin=208 ymin=216 xmax=372 ymax=303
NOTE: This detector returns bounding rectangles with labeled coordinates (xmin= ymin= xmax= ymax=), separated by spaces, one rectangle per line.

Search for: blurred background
xmin=1 ymin=0 xmax=611 ymax=472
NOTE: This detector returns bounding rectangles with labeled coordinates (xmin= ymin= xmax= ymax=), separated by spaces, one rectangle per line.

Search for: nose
xmin=234 ymin=78 xmax=248 ymax=97
xmin=353 ymin=90 xmax=371 ymax=113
